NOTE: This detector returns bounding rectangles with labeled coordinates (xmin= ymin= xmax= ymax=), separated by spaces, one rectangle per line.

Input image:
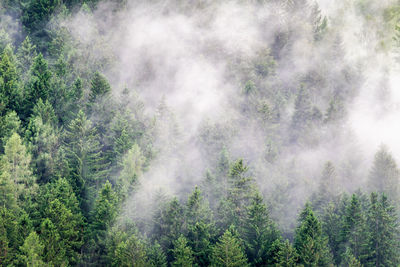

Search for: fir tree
xmin=210 ymin=228 xmax=250 ymax=267
xmin=294 ymin=203 xmax=332 ymax=266
xmin=171 ymin=235 xmax=194 ymax=267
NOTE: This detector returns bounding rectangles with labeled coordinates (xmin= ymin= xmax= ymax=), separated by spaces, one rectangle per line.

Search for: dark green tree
xmin=210 ymin=228 xmax=250 ymax=267
xmin=171 ymin=235 xmax=194 ymax=267
xmin=89 ymin=71 xmax=111 ymax=102
xmin=24 ymin=53 xmax=52 ymax=120
xmin=365 ymin=193 xmax=400 ymax=266
xmin=86 ymin=181 xmax=118 ymax=264
xmin=18 ymin=231 xmax=45 ymax=266
xmin=243 ymin=192 xmax=280 ymax=266
xmin=63 ymin=110 xmax=108 ymax=212
xmin=294 ymin=203 xmax=332 ymax=266
xmin=0 ymin=45 xmax=21 ymax=115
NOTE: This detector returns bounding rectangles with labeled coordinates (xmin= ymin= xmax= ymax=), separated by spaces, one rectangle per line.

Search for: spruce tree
xmin=210 ymin=228 xmax=250 ymax=267
xmin=89 ymin=71 xmax=111 ymax=102
xmin=294 ymin=203 xmax=332 ymax=266
xmin=63 ymin=110 xmax=108 ymax=212
xmin=18 ymin=231 xmax=45 ymax=267
xmin=171 ymin=235 xmax=194 ymax=267
xmin=24 ymin=53 xmax=52 ymax=118
xmin=0 ymin=45 xmax=21 ymax=115
xmin=365 ymin=193 xmax=400 ymax=266
xmin=243 ymin=192 xmax=280 ymax=266
xmin=368 ymin=146 xmax=399 ymax=202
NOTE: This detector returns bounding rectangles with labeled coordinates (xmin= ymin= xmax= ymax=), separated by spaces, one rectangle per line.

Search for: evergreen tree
xmin=63 ymin=110 xmax=108 ymax=212
xmin=86 ymin=181 xmax=118 ymax=264
xmin=89 ymin=71 xmax=111 ymax=102
xmin=0 ymin=45 xmax=21 ymax=114
xmin=365 ymin=193 xmax=400 ymax=266
xmin=0 ymin=111 xmax=22 ymax=152
xmin=290 ymin=84 xmax=313 ymax=141
xmin=219 ymin=159 xmax=255 ymax=231
xmin=1 ymin=132 xmax=37 ymax=205
xmin=274 ymin=239 xmax=298 ymax=267
xmin=243 ymin=192 xmax=280 ymax=266
xmin=147 ymin=241 xmax=168 ymax=267
xmin=341 ymin=194 xmax=368 ymax=264
xmin=26 ymin=99 xmax=60 ymax=183
xmin=311 ymin=161 xmax=338 ymax=213
xmin=24 ymin=53 xmax=52 ymax=120
xmin=294 ymin=203 xmax=332 ymax=266
xmin=39 ymin=218 xmax=66 ymax=265
xmin=113 ymin=233 xmax=149 ymax=267
xmin=153 ymin=197 xmax=184 ymax=261
xmin=17 ymin=36 xmax=37 ymax=76
xmin=185 ymin=187 xmax=213 ymax=266
xmin=210 ymin=228 xmax=250 ymax=267
xmin=18 ymin=231 xmax=45 ymax=267
xmin=368 ymin=146 xmax=399 ymax=201
xmin=321 ymin=202 xmax=343 ymax=265
xmin=43 ymin=198 xmax=84 ymax=265
xmin=171 ymin=235 xmax=194 ymax=267
xmin=116 ymin=143 xmax=145 ymax=200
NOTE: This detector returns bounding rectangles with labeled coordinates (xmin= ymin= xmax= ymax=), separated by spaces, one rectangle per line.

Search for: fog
xmin=53 ymin=0 xmax=400 ymax=229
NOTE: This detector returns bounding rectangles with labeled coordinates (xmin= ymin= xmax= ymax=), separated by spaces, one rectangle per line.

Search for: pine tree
xmin=18 ymin=231 xmax=46 ymax=267
xmin=24 ymin=53 xmax=52 ymax=120
xmin=210 ymin=228 xmax=250 ymax=267
xmin=185 ymin=187 xmax=213 ymax=266
xmin=153 ymin=197 xmax=184 ymax=261
xmin=0 ymin=111 xmax=22 ymax=152
xmin=291 ymin=85 xmax=313 ymax=136
xmin=147 ymin=241 xmax=167 ymax=267
xmin=116 ymin=143 xmax=145 ymax=200
xmin=44 ymin=198 xmax=84 ymax=265
xmin=17 ymin=36 xmax=37 ymax=76
xmin=219 ymin=159 xmax=255 ymax=230
xmin=341 ymin=194 xmax=368 ymax=264
xmin=39 ymin=218 xmax=66 ymax=266
xmin=171 ymin=235 xmax=194 ymax=267
xmin=368 ymin=146 xmax=399 ymax=201
xmin=26 ymin=99 xmax=60 ymax=183
xmin=89 ymin=71 xmax=111 ymax=102
xmin=113 ymin=233 xmax=149 ymax=267
xmin=294 ymin=203 xmax=332 ymax=266
xmin=365 ymin=193 xmax=400 ymax=267
xmin=87 ymin=181 xmax=118 ymax=264
xmin=1 ymin=133 xmax=37 ymax=205
xmin=0 ymin=45 xmax=21 ymax=114
xmin=243 ymin=192 xmax=280 ymax=266
xmin=63 ymin=110 xmax=108 ymax=212
xmin=274 ymin=239 xmax=298 ymax=267
xmin=321 ymin=202 xmax=343 ymax=265
xmin=311 ymin=161 xmax=338 ymax=213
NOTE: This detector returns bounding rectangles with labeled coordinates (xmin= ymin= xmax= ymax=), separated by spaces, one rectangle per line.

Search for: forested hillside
xmin=1 ymin=0 xmax=400 ymax=266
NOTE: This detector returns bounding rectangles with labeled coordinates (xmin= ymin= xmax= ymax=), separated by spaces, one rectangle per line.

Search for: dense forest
xmin=1 ymin=0 xmax=400 ymax=266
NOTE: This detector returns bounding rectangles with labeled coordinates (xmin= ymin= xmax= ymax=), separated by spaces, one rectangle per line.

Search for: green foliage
xmin=19 ymin=231 xmax=46 ymax=267
xmin=23 ymin=53 xmax=52 ymax=120
xmin=368 ymin=145 xmax=399 ymax=201
xmin=243 ymin=192 xmax=280 ymax=266
xmin=210 ymin=228 xmax=250 ymax=267
xmin=1 ymin=132 xmax=37 ymax=205
xmin=0 ymin=45 xmax=21 ymax=114
xmin=294 ymin=203 xmax=333 ymax=266
xmin=365 ymin=193 xmax=400 ymax=266
xmin=63 ymin=110 xmax=108 ymax=211
xmin=89 ymin=71 xmax=111 ymax=102
xmin=116 ymin=143 xmax=145 ymax=200
xmin=171 ymin=235 xmax=194 ymax=267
